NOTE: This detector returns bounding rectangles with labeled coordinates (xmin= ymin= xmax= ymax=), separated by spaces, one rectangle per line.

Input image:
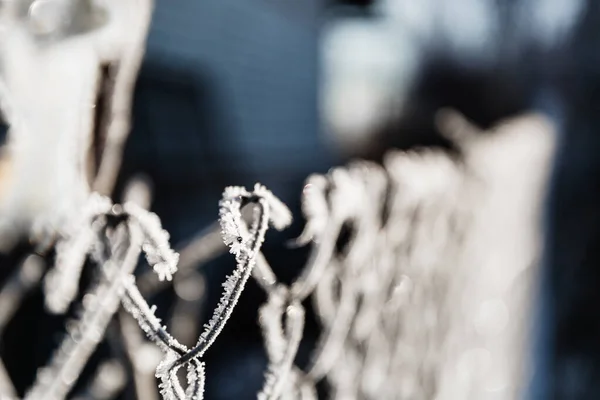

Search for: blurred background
xmin=1 ymin=0 xmax=600 ymax=399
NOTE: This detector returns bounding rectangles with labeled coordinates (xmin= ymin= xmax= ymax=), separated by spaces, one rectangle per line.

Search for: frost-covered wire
xmin=121 ymin=277 xmax=205 ymax=400
xmin=44 ymin=193 xmax=113 ymax=314
xmin=258 ymin=289 xmax=306 ymax=400
xmin=118 ymin=184 xmax=292 ymax=400
xmin=91 ymin=0 xmax=154 ymax=196
xmin=292 ymin=113 xmax=556 ymax=400
xmin=124 ymin=201 xmax=179 ymax=282
xmin=185 ymin=184 xmax=291 ymax=361
xmin=1 ymin=110 xmax=554 ymax=400
xmin=26 ymin=221 xmax=143 ymax=400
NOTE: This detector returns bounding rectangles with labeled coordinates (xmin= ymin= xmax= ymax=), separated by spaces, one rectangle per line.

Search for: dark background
xmin=1 ymin=0 xmax=600 ymax=399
